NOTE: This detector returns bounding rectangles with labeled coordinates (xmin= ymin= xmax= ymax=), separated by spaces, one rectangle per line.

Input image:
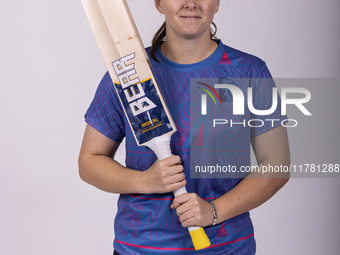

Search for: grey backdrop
xmin=0 ymin=0 xmax=339 ymax=254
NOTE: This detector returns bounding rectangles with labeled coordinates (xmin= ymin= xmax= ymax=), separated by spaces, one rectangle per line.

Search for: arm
xmin=172 ymin=126 xmax=290 ymax=227
xmin=78 ymin=124 xmax=186 ymax=194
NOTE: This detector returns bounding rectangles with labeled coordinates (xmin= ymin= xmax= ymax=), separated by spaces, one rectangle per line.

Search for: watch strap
xmin=210 ymin=201 xmax=217 ymax=226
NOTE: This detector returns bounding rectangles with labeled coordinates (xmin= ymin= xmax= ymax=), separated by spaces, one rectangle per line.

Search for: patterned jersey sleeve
xmin=85 ymin=72 xmax=126 ymax=143
xmin=250 ymin=63 xmax=287 ymax=139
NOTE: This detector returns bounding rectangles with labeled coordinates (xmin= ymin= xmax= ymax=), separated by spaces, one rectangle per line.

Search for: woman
xmin=79 ymin=0 xmax=290 ymax=254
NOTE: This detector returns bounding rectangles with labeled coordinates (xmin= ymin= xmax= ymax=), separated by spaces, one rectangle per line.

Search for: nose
xmin=184 ymin=0 xmax=198 ymax=9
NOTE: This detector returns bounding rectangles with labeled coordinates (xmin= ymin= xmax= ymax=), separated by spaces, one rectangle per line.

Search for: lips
xmin=181 ymin=15 xmax=200 ymax=18
xmin=180 ymin=16 xmax=201 ymax=21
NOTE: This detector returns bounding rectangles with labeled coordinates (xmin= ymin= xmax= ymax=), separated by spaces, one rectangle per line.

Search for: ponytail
xmin=150 ymin=22 xmax=166 ymax=62
xmin=210 ymin=21 xmax=218 ymax=39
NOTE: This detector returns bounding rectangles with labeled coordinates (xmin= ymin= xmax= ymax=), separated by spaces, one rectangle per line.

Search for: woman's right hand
xmin=141 ymin=155 xmax=186 ymax=194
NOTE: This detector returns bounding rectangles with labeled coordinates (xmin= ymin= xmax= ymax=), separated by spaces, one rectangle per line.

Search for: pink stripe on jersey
xmin=127 ymin=194 xmax=173 ymax=201
xmin=115 ymin=233 xmax=254 ymax=251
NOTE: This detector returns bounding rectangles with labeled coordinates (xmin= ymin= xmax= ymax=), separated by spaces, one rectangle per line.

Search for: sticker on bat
xmin=112 ymin=53 xmax=157 ymax=116
xmin=112 ymin=53 xmax=173 ymax=144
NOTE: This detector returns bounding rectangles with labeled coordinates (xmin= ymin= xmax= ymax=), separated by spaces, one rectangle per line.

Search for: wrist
xmin=139 ymin=170 xmax=151 ymax=194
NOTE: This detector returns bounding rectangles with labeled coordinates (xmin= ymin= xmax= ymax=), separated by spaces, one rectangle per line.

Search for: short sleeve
xmin=85 ymin=72 xmax=126 ymax=143
xmin=250 ymin=63 xmax=287 ymax=138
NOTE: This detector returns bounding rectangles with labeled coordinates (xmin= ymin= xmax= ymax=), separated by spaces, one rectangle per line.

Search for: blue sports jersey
xmin=85 ymin=40 xmax=286 ymax=254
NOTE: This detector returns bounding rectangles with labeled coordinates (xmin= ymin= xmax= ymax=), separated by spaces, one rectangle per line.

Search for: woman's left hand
xmin=171 ymin=193 xmax=213 ymax=228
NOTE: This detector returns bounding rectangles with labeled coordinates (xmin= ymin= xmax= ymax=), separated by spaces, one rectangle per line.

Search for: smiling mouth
xmin=180 ymin=16 xmax=201 ymax=20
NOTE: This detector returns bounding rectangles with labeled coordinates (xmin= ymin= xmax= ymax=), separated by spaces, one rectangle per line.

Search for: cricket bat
xmin=81 ymin=0 xmax=211 ymax=250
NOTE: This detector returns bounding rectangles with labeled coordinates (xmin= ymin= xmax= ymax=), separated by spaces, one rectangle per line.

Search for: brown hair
xmin=150 ymin=22 xmax=218 ymax=62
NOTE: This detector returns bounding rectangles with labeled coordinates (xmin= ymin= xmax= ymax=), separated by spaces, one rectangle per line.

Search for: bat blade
xmin=81 ymin=0 xmax=176 ymax=146
xmin=81 ymin=0 xmax=210 ymax=250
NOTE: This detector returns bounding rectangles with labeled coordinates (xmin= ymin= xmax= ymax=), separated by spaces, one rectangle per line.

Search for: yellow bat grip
xmin=189 ymin=227 xmax=211 ymax=250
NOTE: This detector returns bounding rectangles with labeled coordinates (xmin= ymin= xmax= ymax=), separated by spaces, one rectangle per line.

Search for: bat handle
xmin=146 ymin=136 xmax=211 ymax=250
xmin=146 ymin=135 xmax=172 ymax=160
xmin=174 ymin=187 xmax=211 ymax=250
